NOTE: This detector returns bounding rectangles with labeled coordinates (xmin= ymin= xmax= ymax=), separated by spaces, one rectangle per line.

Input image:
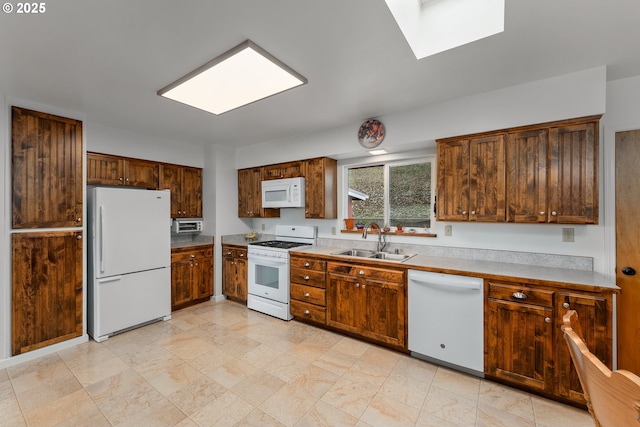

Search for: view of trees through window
xmin=347 ymin=161 xmax=432 ymax=228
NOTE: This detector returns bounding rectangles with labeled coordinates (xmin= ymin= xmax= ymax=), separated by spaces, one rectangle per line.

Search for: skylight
xmin=158 ymin=40 xmax=307 ymax=115
xmin=385 ymin=0 xmax=505 ymax=59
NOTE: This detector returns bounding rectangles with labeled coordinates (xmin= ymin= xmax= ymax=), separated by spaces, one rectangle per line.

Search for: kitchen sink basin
xmin=332 ymin=249 xmax=415 ymax=262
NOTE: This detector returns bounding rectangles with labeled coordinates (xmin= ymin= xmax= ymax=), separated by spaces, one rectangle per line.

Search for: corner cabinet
xmin=222 ymin=244 xmax=248 ymax=303
xmin=170 ymin=244 xmax=213 ymax=311
xmin=437 ymin=116 xmax=600 ymax=224
xmin=327 ymin=262 xmax=406 ymax=350
xmin=159 ymin=164 xmax=203 ymax=218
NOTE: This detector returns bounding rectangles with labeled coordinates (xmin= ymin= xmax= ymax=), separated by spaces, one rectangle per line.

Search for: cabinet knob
xmin=227 ymin=252 xmax=232 ymax=255
xmin=191 ymin=254 xmax=196 ymax=258
xmin=125 ymin=178 xmax=129 ymax=182
xmin=77 ymin=217 xmax=82 ymax=222
xmin=563 ymin=302 xmax=570 ymax=309
xmin=304 ymin=292 xmax=310 ymax=297
xmin=304 ymin=310 xmax=310 ymax=315
xmin=358 ymin=270 xmax=365 ymax=275
xmin=622 ymin=266 xmax=636 ymax=276
xmin=362 ymin=284 xmax=366 ymax=289
xmin=544 ymin=317 xmax=551 ymax=323
xmin=512 ymin=291 xmax=527 ymax=300
xmin=551 ymin=211 xmax=557 ymax=216
xmin=462 ymin=211 xmax=467 ymax=215
xmin=539 ymin=211 xmax=545 ymax=215
xmin=356 ymin=283 xmax=360 ymax=287
xmin=304 ymin=262 xmax=310 ymax=267
xmin=76 ymin=235 xmax=82 ymax=240
xmin=304 ymin=275 xmax=310 ymax=280
xmin=239 ymin=253 xmax=244 ymax=257
xmin=119 ymin=177 xmax=123 ymax=181
xmin=195 ymin=263 xmax=198 ymax=266
xmin=471 ymin=210 xmax=476 ymax=215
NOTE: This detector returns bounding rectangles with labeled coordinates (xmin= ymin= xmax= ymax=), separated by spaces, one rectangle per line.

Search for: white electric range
xmin=247 ymin=225 xmax=317 ymax=320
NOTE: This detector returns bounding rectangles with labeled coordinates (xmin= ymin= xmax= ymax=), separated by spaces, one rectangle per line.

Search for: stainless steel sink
xmin=332 ymin=249 xmax=415 ymax=262
xmin=333 ymin=249 xmax=377 ymax=257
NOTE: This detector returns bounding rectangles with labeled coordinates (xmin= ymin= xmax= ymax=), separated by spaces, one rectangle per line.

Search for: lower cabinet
xmin=485 ymin=279 xmax=613 ymax=405
xmin=171 ymin=245 xmax=213 ymax=311
xmin=326 ymin=262 xmax=406 ymax=350
xmin=12 ymin=231 xmax=83 ymax=355
xmin=222 ymin=244 xmax=247 ymax=303
xmin=289 ymin=255 xmax=327 ymax=324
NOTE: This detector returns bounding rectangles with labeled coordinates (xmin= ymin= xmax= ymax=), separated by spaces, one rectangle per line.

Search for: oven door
xmin=248 ymin=253 xmax=290 ymax=304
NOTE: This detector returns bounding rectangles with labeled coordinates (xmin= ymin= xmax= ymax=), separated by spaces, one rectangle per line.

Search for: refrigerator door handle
xmin=97 ymin=276 xmax=122 ymax=284
xmin=99 ymin=206 xmax=105 ymax=273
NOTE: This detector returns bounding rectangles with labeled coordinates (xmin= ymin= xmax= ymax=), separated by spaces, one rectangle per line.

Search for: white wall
xmin=236 ymin=67 xmax=613 ymax=274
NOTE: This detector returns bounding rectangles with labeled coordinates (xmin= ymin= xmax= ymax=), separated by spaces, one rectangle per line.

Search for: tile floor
xmin=1 ymin=300 xmax=595 ymax=427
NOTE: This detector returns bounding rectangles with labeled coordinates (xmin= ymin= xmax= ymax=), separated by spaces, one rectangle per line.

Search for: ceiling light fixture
xmin=369 ymin=149 xmax=388 ymax=155
xmin=158 ymin=40 xmax=307 ymax=115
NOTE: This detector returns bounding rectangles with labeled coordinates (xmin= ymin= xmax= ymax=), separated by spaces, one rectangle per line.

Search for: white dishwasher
xmin=408 ymin=270 xmax=484 ymax=377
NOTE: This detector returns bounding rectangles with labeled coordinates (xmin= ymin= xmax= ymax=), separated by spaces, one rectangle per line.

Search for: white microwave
xmin=261 ymin=177 xmax=305 ymax=208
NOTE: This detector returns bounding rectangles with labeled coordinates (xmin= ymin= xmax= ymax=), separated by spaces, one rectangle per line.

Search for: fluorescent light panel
xmin=369 ymin=149 xmax=388 ymax=155
xmin=158 ymin=40 xmax=307 ymax=115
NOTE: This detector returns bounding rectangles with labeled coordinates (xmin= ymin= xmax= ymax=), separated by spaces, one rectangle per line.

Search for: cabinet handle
xmin=304 ymin=275 xmax=310 ymax=280
xmin=471 ymin=210 xmax=476 ymax=215
xmin=512 ymin=291 xmax=527 ymax=300
xmin=304 ymin=292 xmax=310 ymax=297
xmin=304 ymin=310 xmax=310 ymax=315
xmin=304 ymin=262 xmax=310 ymax=267
xmin=358 ymin=270 xmax=365 ymax=275
xmin=551 ymin=211 xmax=557 ymax=216
xmin=563 ymin=302 xmax=570 ymax=309
xmin=539 ymin=211 xmax=545 ymax=215
xmin=544 ymin=317 xmax=551 ymax=323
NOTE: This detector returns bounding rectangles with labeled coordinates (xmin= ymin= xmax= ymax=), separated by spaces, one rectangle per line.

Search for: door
xmin=326 ymin=273 xmax=360 ymax=333
xmin=87 ymin=152 xmax=124 ymax=186
xmin=469 ymin=134 xmax=506 ymax=222
xmin=159 ymin=163 xmax=183 ymax=217
xmin=437 ymin=139 xmax=470 ymax=221
xmin=615 ymin=129 xmax=640 ymax=375
xmin=182 ymin=167 xmax=203 ymax=217
xmin=124 ymin=158 xmax=159 ymax=189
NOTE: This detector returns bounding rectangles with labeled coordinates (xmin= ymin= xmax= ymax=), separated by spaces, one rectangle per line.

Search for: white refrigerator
xmin=87 ymin=187 xmax=172 ymax=342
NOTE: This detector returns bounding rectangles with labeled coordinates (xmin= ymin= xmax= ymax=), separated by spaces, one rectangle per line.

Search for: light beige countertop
xmin=291 ymin=245 xmax=618 ymax=291
xmin=171 ymin=234 xmax=214 ymax=249
xmin=221 ymin=233 xmax=274 ymax=247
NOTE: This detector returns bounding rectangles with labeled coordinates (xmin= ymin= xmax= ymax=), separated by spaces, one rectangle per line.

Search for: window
xmin=346 ymin=158 xmax=433 ymax=228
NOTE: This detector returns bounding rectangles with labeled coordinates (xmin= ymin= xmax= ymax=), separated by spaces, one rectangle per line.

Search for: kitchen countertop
xmin=222 ymin=233 xmax=275 ymax=247
xmin=291 ymin=245 xmax=618 ymax=292
xmin=171 ymin=234 xmax=214 ymax=249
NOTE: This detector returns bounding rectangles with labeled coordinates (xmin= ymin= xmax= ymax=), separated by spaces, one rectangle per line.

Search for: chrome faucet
xmin=362 ymin=222 xmax=387 ymax=252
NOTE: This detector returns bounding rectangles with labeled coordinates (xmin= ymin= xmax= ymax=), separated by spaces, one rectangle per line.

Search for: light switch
xmin=562 ymin=228 xmax=574 ymax=242
xmin=445 ymin=225 xmax=452 ymax=236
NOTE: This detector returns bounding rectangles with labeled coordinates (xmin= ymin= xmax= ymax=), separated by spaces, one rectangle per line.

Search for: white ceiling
xmin=1 ymin=0 xmax=639 ymax=149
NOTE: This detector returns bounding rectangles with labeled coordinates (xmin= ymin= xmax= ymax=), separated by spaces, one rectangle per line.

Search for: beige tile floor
xmin=1 ymin=300 xmax=595 ymax=427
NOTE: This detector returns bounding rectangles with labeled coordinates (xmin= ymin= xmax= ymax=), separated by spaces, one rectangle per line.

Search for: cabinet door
xmin=326 ymin=273 xmax=360 ymax=334
xmin=193 ymin=250 xmax=213 ymax=300
xmin=305 ymin=157 xmax=337 ymax=219
xmin=556 ymin=292 xmax=612 ymax=403
xmin=182 ymin=167 xmax=203 ymax=218
xmin=12 ymin=231 xmax=83 ymax=355
xmin=160 ymin=164 xmax=183 ymax=218
xmin=222 ymin=254 xmax=237 ymax=299
xmin=486 ymin=298 xmax=554 ymax=393
xmin=12 ymin=107 xmax=83 ymax=229
xmin=548 ymin=121 xmax=598 ymax=224
xmin=361 ymin=279 xmax=405 ymax=348
xmin=235 ymin=257 xmax=248 ymax=302
xmin=87 ymin=152 xmax=124 ymax=186
xmin=238 ymin=168 xmax=261 ymax=217
xmin=124 ymin=158 xmax=159 ymax=189
xmin=171 ymin=254 xmax=194 ymax=309
xmin=469 ymin=134 xmax=506 ymax=222
xmin=506 ymin=130 xmax=548 ymax=223
xmin=437 ymin=139 xmax=470 ymax=221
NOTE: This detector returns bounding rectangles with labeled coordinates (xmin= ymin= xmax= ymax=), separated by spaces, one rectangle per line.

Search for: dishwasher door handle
xmin=410 ymin=278 xmax=481 ymax=291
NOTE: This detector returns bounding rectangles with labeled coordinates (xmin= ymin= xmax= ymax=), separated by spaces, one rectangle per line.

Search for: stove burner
xmin=249 ymin=240 xmax=311 ymax=250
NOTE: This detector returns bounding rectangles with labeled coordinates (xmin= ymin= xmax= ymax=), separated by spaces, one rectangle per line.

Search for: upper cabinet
xmin=237 ymin=167 xmax=280 ymax=218
xmin=262 ymin=161 xmax=304 ymax=180
xmin=159 ymin=164 xmax=203 ymax=218
xmin=87 ymin=152 xmax=159 ymax=189
xmin=304 ymin=157 xmax=337 ymax=219
xmin=12 ymin=107 xmax=83 ymax=229
xmin=437 ymin=116 xmax=600 ymax=225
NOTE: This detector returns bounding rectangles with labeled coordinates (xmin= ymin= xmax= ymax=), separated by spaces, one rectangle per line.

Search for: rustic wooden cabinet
xmin=170 ymin=245 xmax=213 ymax=311
xmin=304 ymin=157 xmax=337 ymax=219
xmin=437 ymin=116 xmax=600 ymax=224
xmin=12 ymin=107 xmax=83 ymax=229
xmin=222 ymin=244 xmax=248 ymax=303
xmin=486 ymin=281 xmax=555 ymax=394
xmin=327 ymin=262 xmax=406 ymax=350
xmin=290 ymin=255 xmax=327 ymax=324
xmin=262 ymin=161 xmax=304 ymax=180
xmin=86 ymin=152 xmax=159 ymax=189
xmin=12 ymin=231 xmax=83 ymax=355
xmin=237 ymin=167 xmax=279 ymax=218
xmin=159 ymin=163 xmax=203 ymax=218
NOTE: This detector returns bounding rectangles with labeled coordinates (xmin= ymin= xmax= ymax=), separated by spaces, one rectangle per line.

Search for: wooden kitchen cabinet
xmin=159 ymin=163 xmax=203 ymax=218
xmin=437 ymin=116 xmax=600 ymax=224
xmin=327 ymin=262 xmax=406 ymax=350
xmin=262 ymin=160 xmax=304 ymax=180
xmin=237 ymin=167 xmax=279 ymax=218
xmin=12 ymin=231 xmax=83 ymax=355
xmin=171 ymin=245 xmax=213 ymax=311
xmin=86 ymin=152 xmax=159 ymax=189
xmin=290 ymin=255 xmax=327 ymax=324
xmin=222 ymin=244 xmax=248 ymax=303
xmin=485 ymin=281 xmax=555 ymax=394
xmin=12 ymin=107 xmax=83 ymax=229
xmin=437 ymin=134 xmax=505 ymax=222
xmin=304 ymin=157 xmax=337 ymax=219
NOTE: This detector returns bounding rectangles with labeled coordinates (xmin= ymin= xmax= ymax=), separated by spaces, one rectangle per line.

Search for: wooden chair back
xmin=562 ymin=310 xmax=640 ymax=427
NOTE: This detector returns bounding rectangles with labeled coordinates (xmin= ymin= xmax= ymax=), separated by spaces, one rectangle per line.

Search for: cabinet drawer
xmin=290 ymin=268 xmax=326 ymax=288
xmin=291 ymin=300 xmax=326 ymax=324
xmin=223 ymin=247 xmax=246 ymax=259
xmin=290 ymin=257 xmax=326 ymax=271
xmin=327 ymin=262 xmax=405 ymax=283
xmin=488 ymin=282 xmax=554 ymax=308
xmin=291 ymin=283 xmax=326 ymax=306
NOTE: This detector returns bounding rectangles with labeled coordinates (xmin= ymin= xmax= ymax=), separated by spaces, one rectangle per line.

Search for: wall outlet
xmin=331 ymin=227 xmax=336 ymax=235
xmin=261 ymin=223 xmax=265 ymax=231
xmin=444 ymin=225 xmax=452 ymax=236
xmin=562 ymin=228 xmax=574 ymax=242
